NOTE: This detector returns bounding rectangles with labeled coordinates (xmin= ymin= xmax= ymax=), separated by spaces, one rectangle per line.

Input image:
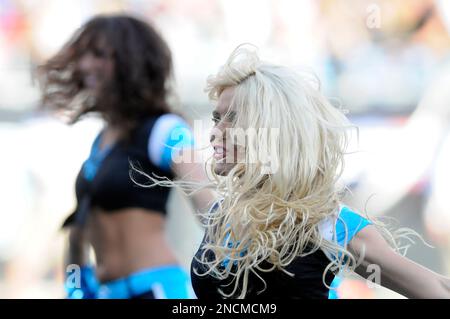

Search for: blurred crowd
xmin=1 ymin=0 xmax=450 ymax=298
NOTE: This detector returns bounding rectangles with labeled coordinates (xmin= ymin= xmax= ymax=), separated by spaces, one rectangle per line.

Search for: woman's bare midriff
xmin=86 ymin=207 xmax=179 ymax=283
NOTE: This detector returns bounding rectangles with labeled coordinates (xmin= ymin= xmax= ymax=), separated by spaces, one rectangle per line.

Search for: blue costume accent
xmin=328 ymin=276 xmax=343 ymax=299
xmin=96 ymin=265 xmax=193 ymax=299
xmin=159 ymin=122 xmax=195 ymax=171
xmin=207 ymin=201 xmax=244 ymax=269
xmin=65 ymin=265 xmax=99 ymax=299
xmin=335 ymin=206 xmax=372 ymax=247
xmin=328 ymin=206 xmax=372 ymax=299
xmin=221 ymin=229 xmax=247 ymax=269
xmin=148 ymin=114 xmax=195 ymax=171
xmin=82 ymin=132 xmax=115 ymax=181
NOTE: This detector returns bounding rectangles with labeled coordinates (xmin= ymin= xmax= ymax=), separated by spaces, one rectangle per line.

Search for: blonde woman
xmin=148 ymin=45 xmax=450 ymax=299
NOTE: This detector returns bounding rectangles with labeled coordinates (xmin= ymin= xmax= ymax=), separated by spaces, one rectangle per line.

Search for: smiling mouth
xmin=213 ymin=145 xmax=227 ymax=160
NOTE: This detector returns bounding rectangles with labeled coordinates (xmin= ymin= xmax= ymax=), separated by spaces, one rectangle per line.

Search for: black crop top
xmin=191 ymin=202 xmax=374 ymax=299
xmin=190 ymin=206 xmax=335 ymax=299
xmin=191 ymin=236 xmax=334 ymax=299
xmin=62 ymin=116 xmax=177 ymax=227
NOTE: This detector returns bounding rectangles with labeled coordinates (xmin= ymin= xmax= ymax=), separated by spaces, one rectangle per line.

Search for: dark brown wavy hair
xmin=37 ymin=14 xmax=173 ymax=135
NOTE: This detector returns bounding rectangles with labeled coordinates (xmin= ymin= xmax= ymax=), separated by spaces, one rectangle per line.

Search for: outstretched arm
xmin=349 ymin=225 xmax=450 ymax=299
xmin=147 ymin=114 xmax=217 ymax=218
xmin=172 ymin=147 xmax=217 ymax=216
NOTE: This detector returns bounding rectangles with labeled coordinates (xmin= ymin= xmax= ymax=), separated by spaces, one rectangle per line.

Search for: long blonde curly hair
xmin=192 ymin=44 xmax=356 ymax=298
xmin=134 ymin=44 xmax=424 ymax=298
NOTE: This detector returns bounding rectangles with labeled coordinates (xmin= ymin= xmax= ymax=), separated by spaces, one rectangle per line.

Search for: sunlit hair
xmin=197 ymin=44 xmax=426 ymax=298
xmin=135 ymin=44 xmax=425 ymax=298
xmin=195 ymin=44 xmax=355 ymax=298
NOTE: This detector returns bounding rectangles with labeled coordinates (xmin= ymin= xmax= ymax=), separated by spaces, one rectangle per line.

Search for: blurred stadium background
xmin=1 ymin=0 xmax=450 ymax=298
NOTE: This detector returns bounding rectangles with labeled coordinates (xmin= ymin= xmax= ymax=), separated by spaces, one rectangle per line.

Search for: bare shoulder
xmin=349 ymin=224 xmax=392 ymax=254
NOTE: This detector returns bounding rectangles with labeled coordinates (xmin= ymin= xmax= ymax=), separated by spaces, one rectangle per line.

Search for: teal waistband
xmin=97 ymin=265 xmax=193 ymax=299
